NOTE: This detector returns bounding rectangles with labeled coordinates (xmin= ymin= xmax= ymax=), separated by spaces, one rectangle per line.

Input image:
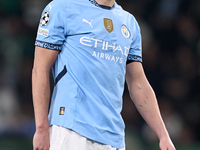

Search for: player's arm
xmin=125 ymin=62 xmax=175 ymax=150
xmin=32 ymin=46 xmax=58 ymax=150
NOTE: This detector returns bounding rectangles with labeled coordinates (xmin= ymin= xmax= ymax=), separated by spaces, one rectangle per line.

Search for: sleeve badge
xmin=40 ymin=11 xmax=50 ymax=26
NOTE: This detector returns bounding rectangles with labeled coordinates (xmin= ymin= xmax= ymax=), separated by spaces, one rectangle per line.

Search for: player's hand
xmin=33 ymin=128 xmax=50 ymax=150
xmin=159 ymin=136 xmax=176 ymax=150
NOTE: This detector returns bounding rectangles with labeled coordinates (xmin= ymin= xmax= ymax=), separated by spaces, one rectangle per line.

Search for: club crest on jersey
xmin=121 ymin=25 xmax=130 ymax=38
xmin=40 ymin=11 xmax=50 ymax=26
xmin=104 ymin=18 xmax=113 ymax=33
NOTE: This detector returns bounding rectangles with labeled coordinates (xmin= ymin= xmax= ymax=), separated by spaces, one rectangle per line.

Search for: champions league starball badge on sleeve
xmin=40 ymin=11 xmax=50 ymax=26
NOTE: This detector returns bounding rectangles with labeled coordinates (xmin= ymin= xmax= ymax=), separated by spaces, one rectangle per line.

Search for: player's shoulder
xmin=115 ymin=3 xmax=137 ymax=22
xmin=43 ymin=0 xmax=74 ymax=11
xmin=44 ymin=0 xmax=65 ymax=9
xmin=44 ymin=0 xmax=87 ymax=11
xmin=50 ymin=0 xmax=86 ymax=5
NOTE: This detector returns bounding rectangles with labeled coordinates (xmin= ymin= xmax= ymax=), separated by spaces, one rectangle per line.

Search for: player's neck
xmin=95 ymin=0 xmax=115 ymax=7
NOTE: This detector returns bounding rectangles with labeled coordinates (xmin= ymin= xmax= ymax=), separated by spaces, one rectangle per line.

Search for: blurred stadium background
xmin=0 ymin=0 xmax=200 ymax=149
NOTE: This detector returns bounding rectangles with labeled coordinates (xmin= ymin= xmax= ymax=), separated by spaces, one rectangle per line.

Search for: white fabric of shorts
xmin=49 ymin=125 xmax=125 ymax=150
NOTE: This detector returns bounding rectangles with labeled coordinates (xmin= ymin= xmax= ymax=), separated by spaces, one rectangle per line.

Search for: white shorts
xmin=49 ymin=125 xmax=125 ymax=150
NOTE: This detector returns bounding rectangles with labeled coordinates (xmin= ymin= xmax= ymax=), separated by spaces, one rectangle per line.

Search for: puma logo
xmin=49 ymin=4 xmax=55 ymax=11
xmin=82 ymin=19 xmax=93 ymax=28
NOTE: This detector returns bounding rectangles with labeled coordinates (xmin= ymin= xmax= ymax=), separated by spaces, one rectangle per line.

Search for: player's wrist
xmin=159 ymin=131 xmax=169 ymax=141
xmin=159 ymin=135 xmax=175 ymax=150
xmin=158 ymin=130 xmax=171 ymax=143
xmin=35 ymin=121 xmax=49 ymax=131
xmin=153 ymin=122 xmax=169 ymax=139
xmin=36 ymin=126 xmax=49 ymax=133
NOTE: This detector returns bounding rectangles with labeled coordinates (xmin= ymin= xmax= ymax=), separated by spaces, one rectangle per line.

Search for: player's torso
xmin=60 ymin=0 xmax=134 ymax=67
xmin=48 ymin=1 xmax=134 ymax=147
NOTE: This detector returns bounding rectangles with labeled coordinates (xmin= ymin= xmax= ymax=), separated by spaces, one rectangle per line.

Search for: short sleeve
xmin=35 ymin=0 xmax=66 ymax=51
xmin=127 ymin=18 xmax=142 ymax=64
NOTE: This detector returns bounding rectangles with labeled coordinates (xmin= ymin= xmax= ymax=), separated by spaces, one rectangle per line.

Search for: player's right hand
xmin=33 ymin=128 xmax=50 ymax=150
xmin=159 ymin=136 xmax=176 ymax=150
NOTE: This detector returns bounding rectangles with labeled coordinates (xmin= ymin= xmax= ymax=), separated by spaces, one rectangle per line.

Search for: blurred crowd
xmin=119 ymin=0 xmax=200 ymax=148
xmin=0 ymin=0 xmax=199 ymax=149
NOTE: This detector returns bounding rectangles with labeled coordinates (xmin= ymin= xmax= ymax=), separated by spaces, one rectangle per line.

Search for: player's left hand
xmin=159 ymin=136 xmax=176 ymax=150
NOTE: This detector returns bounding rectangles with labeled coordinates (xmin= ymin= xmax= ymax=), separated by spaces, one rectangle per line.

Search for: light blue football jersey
xmin=35 ymin=0 xmax=142 ymax=148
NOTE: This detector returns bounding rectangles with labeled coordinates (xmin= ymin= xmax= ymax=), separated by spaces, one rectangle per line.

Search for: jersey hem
xmin=49 ymin=119 xmax=125 ymax=149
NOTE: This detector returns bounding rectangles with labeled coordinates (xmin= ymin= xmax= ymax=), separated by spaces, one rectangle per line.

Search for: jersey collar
xmin=89 ymin=0 xmax=115 ymax=10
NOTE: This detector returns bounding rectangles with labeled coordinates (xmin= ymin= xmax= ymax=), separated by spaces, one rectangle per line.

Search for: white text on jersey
xmin=80 ymin=36 xmax=129 ymax=56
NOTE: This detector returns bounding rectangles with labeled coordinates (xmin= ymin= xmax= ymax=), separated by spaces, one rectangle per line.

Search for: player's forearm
xmin=32 ymin=67 xmax=50 ymax=130
xmin=128 ymin=81 xmax=169 ymax=140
